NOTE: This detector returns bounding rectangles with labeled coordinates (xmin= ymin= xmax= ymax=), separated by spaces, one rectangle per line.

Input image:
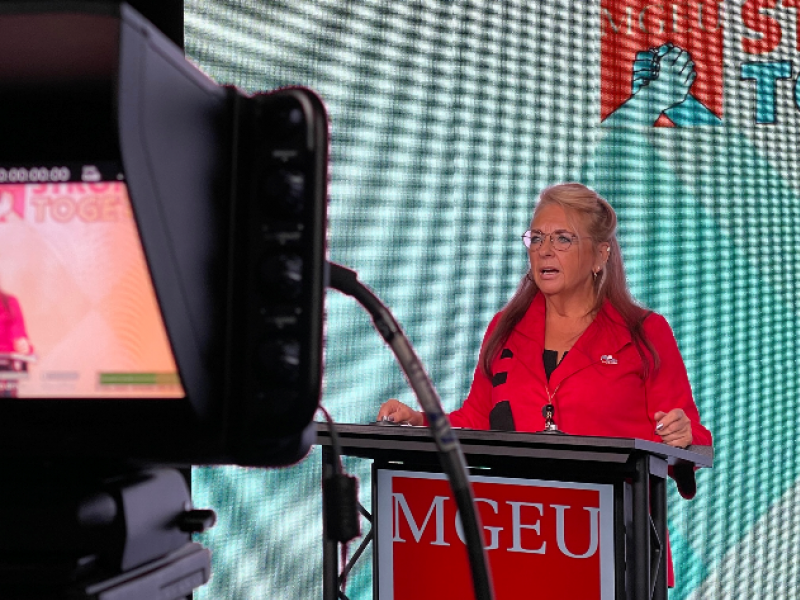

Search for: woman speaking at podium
xmin=378 ymin=182 xmax=712 ymax=450
xmin=0 ymin=287 xmax=34 ymax=398
xmin=377 ymin=183 xmax=712 ymax=588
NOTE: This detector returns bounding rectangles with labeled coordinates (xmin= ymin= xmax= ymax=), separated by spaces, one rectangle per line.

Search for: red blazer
xmin=450 ymin=292 xmax=712 ymax=448
xmin=0 ymin=294 xmax=29 ymax=353
xmin=447 ymin=293 xmax=712 ymax=587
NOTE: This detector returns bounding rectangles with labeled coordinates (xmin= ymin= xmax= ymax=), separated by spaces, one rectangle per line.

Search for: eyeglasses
xmin=522 ymin=230 xmax=578 ymax=252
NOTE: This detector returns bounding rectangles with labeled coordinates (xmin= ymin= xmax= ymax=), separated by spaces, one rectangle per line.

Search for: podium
xmin=317 ymin=422 xmax=712 ymax=600
xmin=0 ymin=352 xmax=36 ymax=398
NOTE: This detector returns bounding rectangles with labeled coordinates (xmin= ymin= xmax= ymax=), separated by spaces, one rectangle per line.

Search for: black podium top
xmin=316 ymin=422 xmax=713 ymax=470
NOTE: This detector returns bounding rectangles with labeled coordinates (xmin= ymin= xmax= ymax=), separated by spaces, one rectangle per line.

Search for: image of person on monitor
xmin=0 ymin=286 xmax=34 ymax=397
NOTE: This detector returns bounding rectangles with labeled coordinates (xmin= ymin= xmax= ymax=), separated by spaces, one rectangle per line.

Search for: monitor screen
xmin=0 ymin=163 xmax=183 ymax=399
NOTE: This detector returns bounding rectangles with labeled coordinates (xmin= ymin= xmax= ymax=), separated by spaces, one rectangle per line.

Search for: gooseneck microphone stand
xmin=328 ymin=261 xmax=495 ymax=600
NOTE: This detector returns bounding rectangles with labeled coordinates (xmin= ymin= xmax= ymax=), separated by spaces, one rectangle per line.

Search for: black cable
xmin=328 ymin=261 xmax=494 ymax=600
xmin=318 ymin=406 xmax=359 ymax=595
xmin=319 ymin=406 xmax=344 ymax=475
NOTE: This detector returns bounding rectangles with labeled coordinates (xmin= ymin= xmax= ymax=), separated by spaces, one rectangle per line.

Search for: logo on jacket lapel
xmin=600 ymin=354 xmax=618 ymax=365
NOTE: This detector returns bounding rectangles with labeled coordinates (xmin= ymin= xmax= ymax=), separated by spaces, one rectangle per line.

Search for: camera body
xmin=0 ymin=2 xmax=328 ymax=467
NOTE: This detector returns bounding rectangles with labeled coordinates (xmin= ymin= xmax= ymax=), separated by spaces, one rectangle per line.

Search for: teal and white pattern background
xmin=187 ymin=1 xmax=800 ymax=598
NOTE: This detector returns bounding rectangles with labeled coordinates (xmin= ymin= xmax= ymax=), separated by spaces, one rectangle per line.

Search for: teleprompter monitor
xmin=0 ymin=2 xmax=328 ymax=467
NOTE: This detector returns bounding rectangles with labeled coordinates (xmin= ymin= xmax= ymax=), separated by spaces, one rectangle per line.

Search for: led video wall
xmin=188 ymin=1 xmax=800 ymax=598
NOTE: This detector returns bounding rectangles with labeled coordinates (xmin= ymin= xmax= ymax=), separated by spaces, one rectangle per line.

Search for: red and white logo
xmin=601 ymin=1 xmax=724 ymax=126
xmin=0 ymin=185 xmax=25 ymax=222
xmin=376 ymin=470 xmax=615 ymax=599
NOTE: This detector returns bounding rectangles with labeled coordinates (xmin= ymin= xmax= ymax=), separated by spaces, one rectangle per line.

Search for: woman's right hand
xmin=376 ymin=399 xmax=424 ymax=426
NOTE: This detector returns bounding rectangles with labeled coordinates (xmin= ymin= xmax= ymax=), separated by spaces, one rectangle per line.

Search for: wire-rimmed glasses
xmin=521 ymin=230 xmax=578 ymax=252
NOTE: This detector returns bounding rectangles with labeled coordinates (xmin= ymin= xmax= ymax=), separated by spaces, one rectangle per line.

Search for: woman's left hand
xmin=654 ymin=408 xmax=692 ymax=448
xmin=13 ymin=337 xmax=31 ymax=355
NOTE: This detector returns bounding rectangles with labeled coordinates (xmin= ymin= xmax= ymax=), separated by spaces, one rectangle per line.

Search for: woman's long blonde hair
xmin=479 ymin=183 xmax=658 ymax=376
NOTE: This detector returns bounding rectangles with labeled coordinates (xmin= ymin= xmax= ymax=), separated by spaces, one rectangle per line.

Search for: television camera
xmin=0 ymin=2 xmax=328 ymax=597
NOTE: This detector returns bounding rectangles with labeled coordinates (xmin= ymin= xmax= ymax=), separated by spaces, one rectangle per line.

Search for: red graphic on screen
xmin=0 ymin=185 xmax=25 ymax=221
xmin=388 ymin=476 xmax=609 ymax=599
xmin=601 ymin=1 xmax=724 ymax=126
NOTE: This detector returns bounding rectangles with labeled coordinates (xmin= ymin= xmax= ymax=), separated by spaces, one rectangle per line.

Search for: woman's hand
xmin=13 ymin=337 xmax=31 ymax=355
xmin=654 ymin=409 xmax=692 ymax=448
xmin=376 ymin=399 xmax=424 ymax=426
